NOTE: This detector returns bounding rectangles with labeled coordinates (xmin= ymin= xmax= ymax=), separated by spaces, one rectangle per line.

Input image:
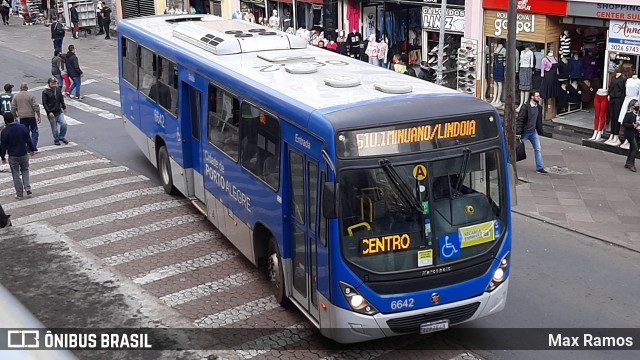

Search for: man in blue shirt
xmin=1 ymin=112 xmax=36 ymax=199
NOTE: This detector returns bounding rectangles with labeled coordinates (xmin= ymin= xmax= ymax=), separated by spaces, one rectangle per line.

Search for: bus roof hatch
xmin=172 ymin=20 xmax=307 ymax=55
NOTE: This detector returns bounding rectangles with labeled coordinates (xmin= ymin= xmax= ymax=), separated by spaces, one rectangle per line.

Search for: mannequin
xmin=605 ymin=71 xmax=626 ymax=145
xmin=491 ymin=42 xmax=506 ymax=106
xmin=568 ymin=80 xmax=582 ymax=104
xmin=365 ymin=34 xmax=379 ymax=65
xmin=618 ymin=74 xmax=640 ymax=150
xmin=336 ymin=30 xmax=348 ymax=56
xmin=557 ymin=56 xmax=570 ymax=82
xmin=540 ymin=51 xmax=558 ymax=101
xmin=591 ymin=89 xmax=608 ymax=141
xmin=347 ymin=29 xmax=361 ymax=60
xmin=582 ymin=51 xmax=597 ymax=81
xmin=268 ymin=10 xmax=279 ymax=29
xmin=245 ymin=11 xmax=255 ymax=23
xmin=557 ymin=81 xmax=569 ymax=113
xmin=517 ymin=44 xmax=534 ymax=112
xmin=560 ymin=30 xmax=571 ymax=59
xmin=569 ymin=52 xmax=583 ymax=81
xmin=533 ymin=48 xmax=544 ymax=90
xmin=326 ymin=39 xmax=338 ymax=52
xmin=377 ymin=36 xmax=389 ymax=68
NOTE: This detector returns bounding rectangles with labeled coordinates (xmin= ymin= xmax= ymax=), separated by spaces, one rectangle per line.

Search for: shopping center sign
xmin=483 ymin=0 xmax=568 ymax=17
xmin=567 ymin=3 xmax=640 ymax=21
xmin=608 ymin=21 xmax=640 ymax=54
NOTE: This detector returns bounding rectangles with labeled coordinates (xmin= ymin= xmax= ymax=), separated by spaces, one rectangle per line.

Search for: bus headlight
xmin=339 ymin=282 xmax=379 ymax=315
xmin=486 ymin=252 xmax=509 ymax=292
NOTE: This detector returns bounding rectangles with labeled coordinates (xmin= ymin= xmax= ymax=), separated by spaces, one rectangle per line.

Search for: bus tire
xmin=268 ymin=238 xmax=289 ymax=306
xmin=158 ymin=146 xmax=177 ymax=195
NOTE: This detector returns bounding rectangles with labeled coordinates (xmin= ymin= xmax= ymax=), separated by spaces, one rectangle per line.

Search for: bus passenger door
xmin=180 ymin=81 xmax=205 ymax=202
xmin=288 ymin=148 xmax=321 ymax=321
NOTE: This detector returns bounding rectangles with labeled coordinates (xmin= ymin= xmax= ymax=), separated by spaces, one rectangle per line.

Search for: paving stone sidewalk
xmin=3 ymin=22 xmax=638 ymax=253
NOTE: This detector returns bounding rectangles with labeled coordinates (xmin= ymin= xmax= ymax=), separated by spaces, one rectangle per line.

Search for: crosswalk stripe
xmin=0 ymin=166 xmax=128 ymax=197
xmin=59 ymin=199 xmax=186 ymax=233
xmin=36 ymin=142 xmax=79 ymax=152
xmin=131 ymin=249 xmax=238 ymax=284
xmin=233 ymin=324 xmax=315 ymax=359
xmin=114 ymin=90 xmax=120 ymax=94
xmin=30 ymin=150 xmax=90 ymax=164
xmin=160 ymin=271 xmax=260 ymax=307
xmin=104 ymin=231 xmax=217 ymax=267
xmin=12 ymin=187 xmax=165 ymax=224
xmin=195 ymin=296 xmax=278 ymax=328
xmin=0 ymin=159 xmax=111 ymax=185
xmin=28 ymin=79 xmax=97 ymax=93
xmin=4 ymin=176 xmax=147 ymax=210
xmin=85 ymin=94 xmax=121 ymax=107
xmin=79 ymin=214 xmax=203 ymax=248
xmin=65 ymin=98 xmax=121 ymax=120
xmin=38 ymin=105 xmax=84 ymax=125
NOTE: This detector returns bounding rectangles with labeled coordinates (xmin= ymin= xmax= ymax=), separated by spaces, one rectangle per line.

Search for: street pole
xmin=504 ymin=0 xmax=518 ymax=176
xmin=436 ymin=0 xmax=447 ymax=85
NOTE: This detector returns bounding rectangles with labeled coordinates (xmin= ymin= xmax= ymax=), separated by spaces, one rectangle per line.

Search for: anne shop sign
xmin=422 ymin=6 xmax=465 ymax=33
xmin=608 ymin=21 xmax=640 ymax=54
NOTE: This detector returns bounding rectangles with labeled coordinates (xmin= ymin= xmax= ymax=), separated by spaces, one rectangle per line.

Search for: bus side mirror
xmin=322 ymin=182 xmax=337 ymax=219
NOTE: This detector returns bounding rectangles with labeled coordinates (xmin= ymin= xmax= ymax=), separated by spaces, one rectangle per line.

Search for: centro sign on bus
xmin=494 ymin=12 xmax=535 ymax=36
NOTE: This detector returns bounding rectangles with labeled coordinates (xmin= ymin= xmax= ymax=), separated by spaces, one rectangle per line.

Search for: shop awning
xmin=483 ymin=0 xmax=567 ymax=17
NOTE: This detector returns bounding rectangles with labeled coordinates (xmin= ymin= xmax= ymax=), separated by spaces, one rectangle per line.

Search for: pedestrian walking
xmin=48 ymin=0 xmax=57 ymax=25
xmin=51 ymin=50 xmax=63 ymax=86
xmin=0 ymin=112 xmax=36 ymax=200
xmin=51 ymin=18 xmax=66 ymax=52
xmin=70 ymin=3 xmax=79 ymax=39
xmin=41 ymin=77 xmax=69 ymax=146
xmin=96 ymin=0 xmax=104 ymax=35
xmin=11 ymin=83 xmax=42 ymax=150
xmin=60 ymin=52 xmax=71 ymax=95
xmin=65 ymin=44 xmax=84 ymax=99
xmin=0 ymin=0 xmax=10 ymax=25
xmin=101 ymin=1 xmax=112 ymax=40
xmin=1 ymin=83 xmax=14 ymax=114
xmin=622 ymin=99 xmax=640 ymax=172
xmin=516 ymin=91 xmax=548 ymax=174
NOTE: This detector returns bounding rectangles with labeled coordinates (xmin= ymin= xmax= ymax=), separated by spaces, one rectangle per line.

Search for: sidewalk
xmin=2 ymin=21 xmax=639 ymax=253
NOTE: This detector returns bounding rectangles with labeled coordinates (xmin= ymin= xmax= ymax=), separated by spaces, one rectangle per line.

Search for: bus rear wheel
xmin=158 ymin=146 xmax=177 ymax=195
xmin=268 ymin=238 xmax=288 ymax=306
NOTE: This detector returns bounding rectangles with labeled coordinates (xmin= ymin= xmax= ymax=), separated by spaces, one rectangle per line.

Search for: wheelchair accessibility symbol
xmin=439 ymin=234 xmax=461 ymax=260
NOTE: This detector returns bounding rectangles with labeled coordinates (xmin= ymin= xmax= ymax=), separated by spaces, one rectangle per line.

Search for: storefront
xmin=241 ymin=0 xmax=264 ymax=22
xmin=483 ymin=0 xmax=567 ymax=119
xmin=265 ymin=0 xmax=293 ymax=30
xmin=422 ymin=0 xmax=465 ymax=89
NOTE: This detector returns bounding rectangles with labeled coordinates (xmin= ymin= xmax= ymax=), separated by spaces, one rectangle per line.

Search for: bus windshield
xmin=338 ymin=150 xmax=504 ymax=273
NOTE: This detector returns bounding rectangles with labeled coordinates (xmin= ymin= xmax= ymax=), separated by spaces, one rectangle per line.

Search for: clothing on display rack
xmin=568 ymin=81 xmax=582 ymax=104
xmin=582 ymin=53 xmax=597 ymax=81
xmin=569 ymin=54 xmax=583 ymax=81
xmin=377 ymin=38 xmax=389 ymax=68
xmin=540 ymin=54 xmax=558 ymax=100
xmin=364 ymin=34 xmax=379 ymax=65
xmin=557 ymin=83 xmax=569 ymax=112
xmin=571 ymin=29 xmax=583 ymax=53
xmin=582 ymin=27 xmax=597 ymax=52
xmin=579 ymin=80 xmax=594 ymax=103
xmin=557 ymin=57 xmax=570 ymax=81
xmin=618 ymin=75 xmax=640 ymax=123
xmin=560 ymin=31 xmax=571 ymax=59
xmin=336 ymin=31 xmax=348 ymax=56
xmin=492 ymin=45 xmax=506 ymax=82
xmin=347 ymin=30 xmax=361 ymax=59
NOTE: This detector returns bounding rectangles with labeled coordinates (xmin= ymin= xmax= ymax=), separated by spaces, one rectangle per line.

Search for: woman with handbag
xmin=622 ymin=99 xmax=640 ymax=172
xmin=0 ymin=0 xmax=10 ymax=25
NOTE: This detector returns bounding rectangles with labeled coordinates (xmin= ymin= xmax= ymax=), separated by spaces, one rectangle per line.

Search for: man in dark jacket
xmin=41 ymin=77 xmax=69 ymax=146
xmin=70 ymin=3 xmax=79 ymax=39
xmin=101 ymin=1 xmax=112 ymax=40
xmin=51 ymin=18 xmax=65 ymax=52
xmin=516 ymin=91 xmax=547 ymax=174
xmin=1 ymin=112 xmax=36 ymax=200
xmin=65 ymin=45 xmax=83 ymax=99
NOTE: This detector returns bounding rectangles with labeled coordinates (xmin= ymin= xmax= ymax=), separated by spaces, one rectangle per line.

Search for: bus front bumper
xmin=319 ymin=278 xmax=508 ymax=344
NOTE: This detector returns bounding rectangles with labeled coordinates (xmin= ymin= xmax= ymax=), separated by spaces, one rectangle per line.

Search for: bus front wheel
xmin=158 ymin=146 xmax=177 ymax=195
xmin=268 ymin=238 xmax=288 ymax=306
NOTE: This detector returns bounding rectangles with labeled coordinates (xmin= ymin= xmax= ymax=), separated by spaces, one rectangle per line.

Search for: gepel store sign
xmin=608 ymin=21 xmax=640 ymax=54
xmin=483 ymin=0 xmax=568 ymax=17
xmin=422 ymin=6 xmax=465 ymax=33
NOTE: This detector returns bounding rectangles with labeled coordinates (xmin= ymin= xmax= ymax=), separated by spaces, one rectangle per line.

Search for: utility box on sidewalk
xmin=63 ymin=0 xmax=97 ymax=34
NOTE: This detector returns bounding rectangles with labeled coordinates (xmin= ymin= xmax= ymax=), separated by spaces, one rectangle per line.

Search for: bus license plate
xmin=419 ymin=319 xmax=449 ymax=334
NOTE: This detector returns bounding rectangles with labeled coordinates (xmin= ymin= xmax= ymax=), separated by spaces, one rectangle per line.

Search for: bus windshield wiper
xmin=454 ymin=148 xmax=472 ymax=195
xmin=380 ymin=159 xmax=423 ymax=213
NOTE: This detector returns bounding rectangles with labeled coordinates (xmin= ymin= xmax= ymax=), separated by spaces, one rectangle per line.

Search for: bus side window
xmin=207 ymin=84 xmax=239 ymax=161
xmin=121 ymin=37 xmax=138 ymax=87
xmin=139 ymin=46 xmax=156 ymax=101
xmin=155 ymin=56 xmax=178 ymax=116
xmin=319 ymin=171 xmax=327 ymax=247
xmin=240 ymin=102 xmax=280 ymax=190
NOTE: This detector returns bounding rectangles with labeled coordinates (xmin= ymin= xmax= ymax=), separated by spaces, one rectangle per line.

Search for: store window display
xmin=560 ymin=30 xmax=571 ymax=59
xmin=539 ymin=51 xmax=558 ymax=102
xmin=491 ymin=42 xmax=506 ymax=106
xmin=347 ymin=29 xmax=361 ymax=60
xmin=569 ymin=52 xmax=583 ymax=81
xmin=605 ymin=71 xmax=626 ymax=146
xmin=517 ymin=44 xmax=534 ymax=112
xmin=590 ymin=88 xmax=608 ymax=141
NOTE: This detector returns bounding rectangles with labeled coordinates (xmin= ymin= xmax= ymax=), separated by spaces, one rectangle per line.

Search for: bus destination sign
xmin=338 ymin=116 xmax=499 ymax=158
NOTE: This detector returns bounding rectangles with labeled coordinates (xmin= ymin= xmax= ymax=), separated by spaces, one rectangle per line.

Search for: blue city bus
xmin=118 ymin=14 xmax=512 ymax=343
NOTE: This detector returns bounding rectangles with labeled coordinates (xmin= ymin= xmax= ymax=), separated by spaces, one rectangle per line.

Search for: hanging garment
xmin=347 ymin=31 xmax=361 ymax=59
xmin=578 ymin=81 xmax=594 ymax=103
xmin=560 ymin=34 xmax=571 ymax=58
xmin=540 ymin=56 xmax=559 ymax=100
xmin=567 ymin=84 xmax=581 ymax=104
xmin=618 ymin=77 xmax=640 ymax=123
xmin=570 ymin=31 xmax=583 ymax=53
xmin=346 ymin=0 xmax=360 ymax=33
xmin=569 ymin=57 xmax=583 ymax=80
xmin=557 ymin=86 xmax=569 ymax=112
xmin=519 ymin=67 xmax=533 ymax=91
xmin=492 ymin=47 xmax=506 ymax=82
xmin=582 ymin=54 xmax=597 ymax=80
xmin=557 ymin=60 xmax=570 ymax=81
xmin=336 ymin=35 xmax=348 ymax=55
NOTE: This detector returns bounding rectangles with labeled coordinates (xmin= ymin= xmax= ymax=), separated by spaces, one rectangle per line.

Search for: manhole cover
xmin=545 ymin=166 xmax=581 ymax=175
